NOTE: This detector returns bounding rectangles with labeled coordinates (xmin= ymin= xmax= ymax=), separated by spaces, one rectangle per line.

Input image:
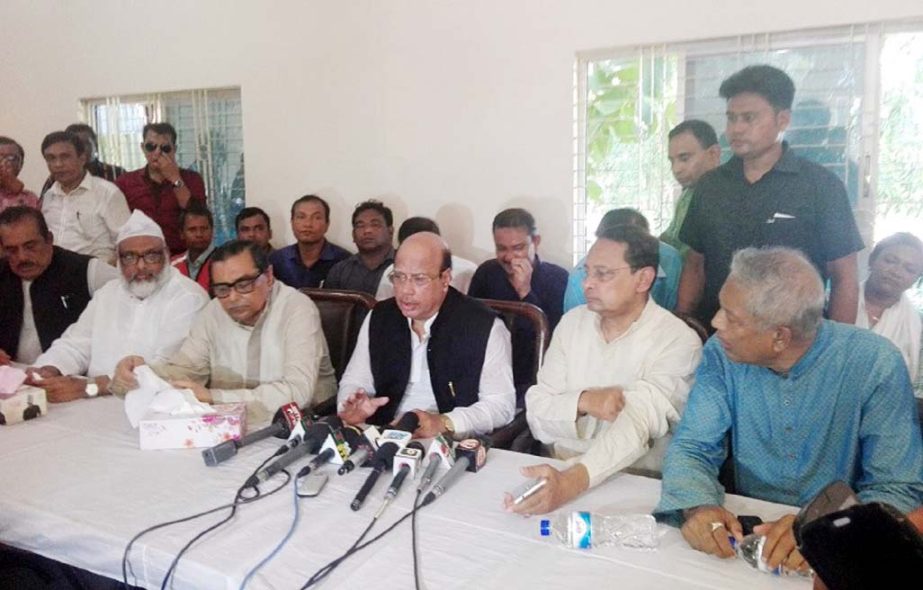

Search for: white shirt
xmin=338 ymin=309 xmax=516 ymax=437
xmin=42 ymin=174 xmax=131 ymax=263
xmin=375 ymin=255 xmax=479 ymax=299
xmin=152 ymin=281 xmax=338 ymax=426
xmin=15 ymin=259 xmax=121 ymax=364
xmin=856 ymin=280 xmax=921 ymax=385
xmin=525 ymin=300 xmax=703 ymax=487
xmin=35 ymin=267 xmax=209 ymax=378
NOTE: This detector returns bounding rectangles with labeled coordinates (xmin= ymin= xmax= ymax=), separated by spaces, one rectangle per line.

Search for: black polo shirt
xmin=679 ymin=143 xmax=864 ymax=324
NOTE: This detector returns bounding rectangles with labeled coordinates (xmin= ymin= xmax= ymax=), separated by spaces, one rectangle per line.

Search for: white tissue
xmin=124 ymin=365 xmax=213 ymax=428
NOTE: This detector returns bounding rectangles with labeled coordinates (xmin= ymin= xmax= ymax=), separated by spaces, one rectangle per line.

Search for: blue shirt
xmin=468 ymin=256 xmax=568 ymax=406
xmin=269 ymin=241 xmax=351 ymax=289
xmin=655 ymin=321 xmax=923 ymax=524
xmin=563 ymin=241 xmax=682 ymax=313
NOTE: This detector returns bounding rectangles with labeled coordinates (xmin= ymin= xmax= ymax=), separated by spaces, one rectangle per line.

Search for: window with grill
xmin=81 ymin=87 xmax=245 ymax=245
xmin=574 ymin=22 xmax=923 ymax=309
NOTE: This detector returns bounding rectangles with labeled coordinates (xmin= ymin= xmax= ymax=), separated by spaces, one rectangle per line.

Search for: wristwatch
xmin=440 ymin=414 xmax=456 ymax=437
xmin=85 ymin=380 xmax=99 ymax=398
xmin=171 ymin=178 xmax=184 ymax=188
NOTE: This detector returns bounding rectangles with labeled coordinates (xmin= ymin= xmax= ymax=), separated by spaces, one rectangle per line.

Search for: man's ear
xmin=773 ymin=325 xmax=793 ymax=351
xmin=532 ymin=234 xmax=542 ymax=249
xmin=636 ymin=266 xmax=656 ymax=293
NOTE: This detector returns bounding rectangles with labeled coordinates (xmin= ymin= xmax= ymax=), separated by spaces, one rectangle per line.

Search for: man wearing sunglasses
xmin=337 ymin=232 xmax=516 ymax=439
xmin=112 ymin=240 xmax=337 ymax=426
xmin=26 ymin=210 xmax=208 ymax=402
xmin=116 ymin=122 xmax=207 ymax=255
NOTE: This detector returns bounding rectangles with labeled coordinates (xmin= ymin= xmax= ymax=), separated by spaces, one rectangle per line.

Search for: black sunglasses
xmin=143 ymin=142 xmax=174 ymax=154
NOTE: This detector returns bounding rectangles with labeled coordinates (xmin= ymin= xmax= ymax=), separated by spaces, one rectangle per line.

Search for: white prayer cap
xmin=117 ymin=210 xmax=165 ymax=245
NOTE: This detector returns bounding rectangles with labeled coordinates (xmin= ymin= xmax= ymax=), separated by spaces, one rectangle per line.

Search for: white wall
xmin=2 ymin=0 xmax=922 ymax=266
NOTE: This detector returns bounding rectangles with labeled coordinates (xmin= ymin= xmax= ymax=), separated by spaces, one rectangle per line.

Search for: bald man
xmin=337 ymin=232 xmax=516 ymax=439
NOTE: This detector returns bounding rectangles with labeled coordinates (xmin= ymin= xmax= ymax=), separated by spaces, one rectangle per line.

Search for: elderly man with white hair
xmin=655 ymin=246 xmax=923 ymax=575
xmin=28 ymin=210 xmax=209 ymax=402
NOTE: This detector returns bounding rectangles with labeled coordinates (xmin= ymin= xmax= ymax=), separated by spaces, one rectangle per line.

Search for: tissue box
xmin=0 ymin=386 xmax=47 ymax=425
xmin=139 ymin=403 xmax=247 ymax=450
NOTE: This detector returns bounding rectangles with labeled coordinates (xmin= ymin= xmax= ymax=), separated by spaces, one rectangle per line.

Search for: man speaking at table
xmin=28 ymin=210 xmax=208 ymax=400
xmin=656 ymin=247 xmax=923 ymax=574
xmin=506 ymin=224 xmax=702 ymax=515
xmin=337 ymin=232 xmax=516 ymax=438
xmin=112 ymin=240 xmax=337 ymax=425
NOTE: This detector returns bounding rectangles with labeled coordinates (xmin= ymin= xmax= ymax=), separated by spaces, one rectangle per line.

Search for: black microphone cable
xmin=120 ymin=447 xmax=291 ymax=590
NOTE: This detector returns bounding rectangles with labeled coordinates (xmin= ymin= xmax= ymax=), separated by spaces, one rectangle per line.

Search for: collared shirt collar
xmin=49 ymin=171 xmax=92 ymax=197
xmin=593 ymin=296 xmax=656 ymax=343
xmin=726 ymin=140 xmax=800 ymax=180
xmin=406 ymin=312 xmax=439 ymax=342
xmin=773 ymin=320 xmax=829 ymax=381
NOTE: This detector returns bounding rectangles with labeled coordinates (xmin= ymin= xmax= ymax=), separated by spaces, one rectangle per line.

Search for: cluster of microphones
xmin=201 ymin=402 xmax=489 ymax=511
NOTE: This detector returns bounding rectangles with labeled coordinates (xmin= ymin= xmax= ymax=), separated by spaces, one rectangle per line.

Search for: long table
xmin=0 ymin=397 xmax=812 ymax=589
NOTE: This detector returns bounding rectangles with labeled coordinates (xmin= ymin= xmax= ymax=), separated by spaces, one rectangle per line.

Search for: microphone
xmin=418 ymin=435 xmax=455 ymax=492
xmin=338 ymin=427 xmax=375 ymax=475
xmin=202 ymin=402 xmax=303 ymax=466
xmin=296 ymin=447 xmax=336 ymax=478
xmin=387 ymin=441 xmax=425 ymax=499
xmin=350 ymin=412 xmax=420 ymax=511
xmin=422 ymin=438 xmax=488 ymax=506
xmin=245 ymin=417 xmax=343 ymax=487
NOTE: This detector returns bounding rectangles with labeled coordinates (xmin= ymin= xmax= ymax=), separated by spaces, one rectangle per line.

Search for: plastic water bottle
xmin=539 ymin=511 xmax=659 ymax=549
xmin=731 ymin=534 xmax=812 ymax=578
xmin=732 ymin=534 xmax=783 ymax=575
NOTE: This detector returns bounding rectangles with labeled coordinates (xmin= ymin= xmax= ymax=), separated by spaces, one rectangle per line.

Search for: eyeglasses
xmin=119 ymin=250 xmax=165 ymax=266
xmin=388 ymin=270 xmax=443 ymax=288
xmin=212 ymin=272 xmax=264 ymax=298
xmin=143 ymin=142 xmax=174 ymax=154
xmin=583 ymin=265 xmax=631 ymax=283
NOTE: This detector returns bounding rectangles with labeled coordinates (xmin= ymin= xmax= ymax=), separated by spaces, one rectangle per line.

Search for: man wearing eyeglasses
xmin=505 ymin=225 xmax=702 ymax=515
xmin=112 ymin=240 xmax=337 ymax=426
xmin=26 ymin=210 xmax=208 ymax=402
xmin=337 ymin=232 xmax=515 ymax=439
xmin=0 ymin=136 xmax=39 ymax=213
xmin=116 ymin=122 xmax=207 ymax=255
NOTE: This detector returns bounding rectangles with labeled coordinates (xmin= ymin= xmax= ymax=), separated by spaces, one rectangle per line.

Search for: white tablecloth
xmin=0 ymin=397 xmax=811 ymax=589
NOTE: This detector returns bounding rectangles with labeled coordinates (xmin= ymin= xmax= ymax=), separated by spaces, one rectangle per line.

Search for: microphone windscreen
xmin=394 ymin=412 xmax=420 ymax=433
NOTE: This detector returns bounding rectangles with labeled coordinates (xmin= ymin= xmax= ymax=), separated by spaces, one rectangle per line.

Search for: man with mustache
xmin=0 ymin=207 xmax=120 ymax=365
xmin=337 ymin=232 xmax=515 ymax=438
xmin=270 ymin=195 xmax=350 ymax=289
xmin=112 ymin=240 xmax=337 ymax=426
xmin=324 ymin=200 xmax=395 ymax=295
xmin=26 ymin=210 xmax=208 ymax=402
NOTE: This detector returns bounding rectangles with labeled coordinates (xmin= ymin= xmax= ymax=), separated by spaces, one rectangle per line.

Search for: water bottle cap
xmin=539 ymin=519 xmax=550 ymax=536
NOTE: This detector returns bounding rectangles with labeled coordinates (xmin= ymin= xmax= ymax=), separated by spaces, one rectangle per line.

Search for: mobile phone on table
xmin=298 ymin=473 xmax=328 ymax=497
xmin=509 ymin=478 xmax=547 ymax=505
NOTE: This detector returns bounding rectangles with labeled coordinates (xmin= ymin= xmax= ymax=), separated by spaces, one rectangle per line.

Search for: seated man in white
xmin=506 ymin=224 xmax=703 ymax=515
xmin=375 ymin=216 xmax=477 ymax=298
xmin=113 ymin=240 xmax=337 ymax=426
xmin=338 ymin=231 xmax=515 ymax=438
xmin=29 ymin=210 xmax=209 ymax=401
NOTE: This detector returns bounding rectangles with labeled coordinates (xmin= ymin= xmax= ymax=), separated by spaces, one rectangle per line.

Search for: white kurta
xmin=16 ymin=258 xmax=121 ymax=364
xmin=525 ymin=300 xmax=703 ymax=487
xmin=152 ymin=281 xmax=338 ymax=426
xmin=375 ymin=255 xmax=479 ymax=299
xmin=35 ymin=268 xmax=209 ymax=378
xmin=856 ymin=280 xmax=922 ymax=384
xmin=337 ymin=311 xmax=515 ymax=437
xmin=42 ymin=174 xmax=131 ymax=264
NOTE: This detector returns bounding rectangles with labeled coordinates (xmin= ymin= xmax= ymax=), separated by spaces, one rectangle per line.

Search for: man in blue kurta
xmin=656 ymin=246 xmax=923 ymax=574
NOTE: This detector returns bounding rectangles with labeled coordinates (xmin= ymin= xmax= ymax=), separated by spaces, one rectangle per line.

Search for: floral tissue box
xmin=139 ymin=403 xmax=247 ymax=450
xmin=0 ymin=386 xmax=47 ymax=426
